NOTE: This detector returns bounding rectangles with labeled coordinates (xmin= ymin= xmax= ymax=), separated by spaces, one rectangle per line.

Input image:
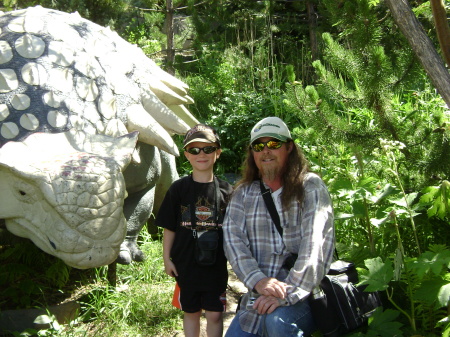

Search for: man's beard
xmin=261 ymin=166 xmax=280 ymax=182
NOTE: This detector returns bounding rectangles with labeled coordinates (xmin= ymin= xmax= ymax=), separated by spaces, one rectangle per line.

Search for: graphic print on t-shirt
xmin=180 ymin=197 xmax=219 ymax=230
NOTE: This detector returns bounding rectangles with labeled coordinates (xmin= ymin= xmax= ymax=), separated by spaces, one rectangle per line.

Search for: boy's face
xmin=184 ymin=141 xmax=222 ymax=173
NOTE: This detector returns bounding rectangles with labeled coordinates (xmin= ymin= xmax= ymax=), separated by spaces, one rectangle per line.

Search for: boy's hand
xmin=164 ymin=259 xmax=178 ymax=277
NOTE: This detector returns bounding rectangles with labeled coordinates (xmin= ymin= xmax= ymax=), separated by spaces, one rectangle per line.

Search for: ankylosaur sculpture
xmin=0 ymin=6 xmax=198 ymax=269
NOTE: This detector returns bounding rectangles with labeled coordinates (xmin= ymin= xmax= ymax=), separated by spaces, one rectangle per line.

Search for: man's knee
xmin=261 ymin=304 xmax=315 ymax=337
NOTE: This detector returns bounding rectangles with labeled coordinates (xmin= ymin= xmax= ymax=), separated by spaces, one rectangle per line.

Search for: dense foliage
xmin=1 ymin=1 xmax=449 ymax=336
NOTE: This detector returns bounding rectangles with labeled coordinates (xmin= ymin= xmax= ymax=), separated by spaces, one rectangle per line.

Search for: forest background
xmin=1 ymin=0 xmax=450 ymax=336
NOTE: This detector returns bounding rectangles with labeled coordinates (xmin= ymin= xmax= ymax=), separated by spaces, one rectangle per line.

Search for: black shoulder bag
xmin=260 ymin=180 xmax=382 ymax=336
xmin=191 ymin=176 xmax=221 ymax=266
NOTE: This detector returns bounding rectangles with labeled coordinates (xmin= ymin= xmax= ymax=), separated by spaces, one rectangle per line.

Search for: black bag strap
xmin=260 ymin=180 xmax=340 ymax=261
xmin=259 ymin=180 xmax=283 ymax=236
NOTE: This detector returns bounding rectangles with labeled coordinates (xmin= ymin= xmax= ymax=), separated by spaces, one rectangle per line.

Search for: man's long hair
xmin=235 ymin=141 xmax=310 ymax=209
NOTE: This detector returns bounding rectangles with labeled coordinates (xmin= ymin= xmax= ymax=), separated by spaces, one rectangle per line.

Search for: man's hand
xmin=254 ymin=277 xmax=288 ymax=299
xmin=253 ymin=295 xmax=282 ymax=314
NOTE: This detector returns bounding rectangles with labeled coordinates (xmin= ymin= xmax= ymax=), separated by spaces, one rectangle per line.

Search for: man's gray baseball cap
xmin=250 ymin=116 xmax=292 ymax=144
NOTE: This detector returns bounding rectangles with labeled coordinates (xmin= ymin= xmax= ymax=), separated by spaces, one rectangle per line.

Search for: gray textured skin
xmin=0 ymin=6 xmax=194 ymax=268
xmin=119 ymin=143 xmax=178 ymax=264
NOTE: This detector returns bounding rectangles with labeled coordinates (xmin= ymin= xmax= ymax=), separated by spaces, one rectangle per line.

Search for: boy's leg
xmin=184 ymin=311 xmax=202 ymax=337
xmin=225 ymin=315 xmax=259 ymax=337
xmin=202 ymin=289 xmax=226 ymax=337
xmin=204 ymin=310 xmax=223 ymax=337
xmin=180 ymin=288 xmax=203 ymax=337
xmin=259 ymin=300 xmax=316 ymax=337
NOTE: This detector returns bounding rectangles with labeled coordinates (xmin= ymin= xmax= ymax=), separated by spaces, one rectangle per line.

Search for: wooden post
xmin=166 ymin=0 xmax=175 ymax=75
xmin=307 ymin=1 xmax=318 ymax=61
xmin=107 ymin=261 xmax=117 ymax=287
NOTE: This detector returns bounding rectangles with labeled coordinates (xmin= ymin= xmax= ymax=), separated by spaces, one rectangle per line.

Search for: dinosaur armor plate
xmin=0 ymin=6 xmax=198 ymax=268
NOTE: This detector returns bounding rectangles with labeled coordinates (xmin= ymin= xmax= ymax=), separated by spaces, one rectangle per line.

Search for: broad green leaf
xmin=329 ymin=177 xmax=354 ymax=192
xmin=414 ymin=279 xmax=450 ymax=307
xmin=373 ymin=183 xmax=398 ymax=204
xmin=370 ymin=216 xmax=389 ymax=227
xmin=365 ymin=308 xmax=403 ymax=337
xmin=419 ymin=181 xmax=450 ymax=219
xmin=389 ymin=197 xmax=407 ymax=208
xmin=358 ymin=257 xmax=393 ymax=291
xmin=412 ymin=250 xmax=450 ymax=277
xmin=405 ymin=192 xmax=418 ymax=206
xmin=357 ymin=176 xmax=377 ymax=188
xmin=419 ymin=186 xmax=439 ymax=203
xmin=353 ymin=187 xmax=373 ymax=201
xmin=352 ymin=200 xmax=366 ymax=218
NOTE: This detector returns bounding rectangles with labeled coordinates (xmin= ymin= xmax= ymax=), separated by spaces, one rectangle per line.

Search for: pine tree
xmin=285 ymin=0 xmax=449 ymax=187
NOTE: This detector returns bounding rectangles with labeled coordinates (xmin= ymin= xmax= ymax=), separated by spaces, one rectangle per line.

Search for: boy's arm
xmin=163 ymin=228 xmax=178 ymax=277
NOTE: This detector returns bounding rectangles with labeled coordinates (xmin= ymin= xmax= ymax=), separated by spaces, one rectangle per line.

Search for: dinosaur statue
xmin=0 ymin=6 xmax=198 ymax=269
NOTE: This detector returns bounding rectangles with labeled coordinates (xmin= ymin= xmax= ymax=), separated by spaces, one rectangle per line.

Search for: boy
xmin=155 ymin=124 xmax=233 ymax=337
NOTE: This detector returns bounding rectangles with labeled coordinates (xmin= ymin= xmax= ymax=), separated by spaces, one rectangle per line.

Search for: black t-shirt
xmin=155 ymin=175 xmax=233 ymax=292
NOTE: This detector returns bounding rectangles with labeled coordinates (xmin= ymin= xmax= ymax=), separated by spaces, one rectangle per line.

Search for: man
xmin=223 ymin=116 xmax=335 ymax=337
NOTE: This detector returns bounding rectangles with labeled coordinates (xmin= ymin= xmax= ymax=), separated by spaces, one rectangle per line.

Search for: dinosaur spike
xmin=141 ymin=91 xmax=190 ymax=135
xmin=168 ymin=104 xmax=200 ymax=128
xmin=125 ymin=104 xmax=180 ymax=156
xmin=147 ymin=78 xmax=189 ymax=106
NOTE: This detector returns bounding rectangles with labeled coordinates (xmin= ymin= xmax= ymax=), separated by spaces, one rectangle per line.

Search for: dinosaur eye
xmin=14 ymin=181 xmax=37 ymax=203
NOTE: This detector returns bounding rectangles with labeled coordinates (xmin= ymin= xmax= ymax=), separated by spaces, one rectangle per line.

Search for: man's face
xmin=252 ymin=137 xmax=292 ymax=182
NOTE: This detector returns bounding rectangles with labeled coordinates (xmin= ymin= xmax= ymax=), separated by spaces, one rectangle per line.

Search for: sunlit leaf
xmin=373 ymin=183 xmax=398 ymax=203
xmin=335 ymin=212 xmax=355 ymax=220
xmin=389 ymin=197 xmax=407 ymax=208
xmin=370 ymin=216 xmax=389 ymax=227
xmin=412 ymin=250 xmax=450 ymax=277
xmin=358 ymin=257 xmax=393 ymax=291
xmin=419 ymin=181 xmax=450 ymax=220
xmin=34 ymin=314 xmax=53 ymax=324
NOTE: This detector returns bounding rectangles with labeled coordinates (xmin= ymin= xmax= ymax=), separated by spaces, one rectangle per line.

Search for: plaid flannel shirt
xmin=223 ymin=172 xmax=335 ymax=334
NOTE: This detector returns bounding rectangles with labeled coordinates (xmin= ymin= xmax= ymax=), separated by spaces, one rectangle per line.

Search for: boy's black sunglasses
xmin=251 ymin=140 xmax=285 ymax=152
xmin=186 ymin=146 xmax=218 ymax=155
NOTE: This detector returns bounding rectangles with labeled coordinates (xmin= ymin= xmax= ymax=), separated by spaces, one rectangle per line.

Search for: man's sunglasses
xmin=251 ymin=140 xmax=285 ymax=152
xmin=185 ymin=146 xmax=218 ymax=155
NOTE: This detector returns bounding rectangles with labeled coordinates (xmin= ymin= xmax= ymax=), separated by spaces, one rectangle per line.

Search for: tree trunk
xmin=384 ymin=0 xmax=450 ymax=107
xmin=430 ymin=0 xmax=450 ymax=67
xmin=166 ymin=0 xmax=175 ymax=75
xmin=307 ymin=1 xmax=318 ymax=61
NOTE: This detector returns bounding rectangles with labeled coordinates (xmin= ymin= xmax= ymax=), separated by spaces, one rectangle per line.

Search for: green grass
xmin=12 ymin=232 xmax=184 ymax=337
xmin=79 ymin=233 xmax=183 ymax=337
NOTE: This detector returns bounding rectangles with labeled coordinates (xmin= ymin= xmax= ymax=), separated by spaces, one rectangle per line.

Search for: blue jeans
xmin=225 ymin=299 xmax=316 ymax=337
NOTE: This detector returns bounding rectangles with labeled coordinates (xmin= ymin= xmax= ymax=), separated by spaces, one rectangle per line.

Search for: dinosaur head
xmin=0 ymin=6 xmax=200 ymax=268
xmin=0 ymin=131 xmax=138 ymax=268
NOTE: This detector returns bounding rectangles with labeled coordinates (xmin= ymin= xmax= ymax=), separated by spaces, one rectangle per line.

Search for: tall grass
xmin=13 ymin=231 xmax=183 ymax=337
xmin=79 ymin=232 xmax=182 ymax=337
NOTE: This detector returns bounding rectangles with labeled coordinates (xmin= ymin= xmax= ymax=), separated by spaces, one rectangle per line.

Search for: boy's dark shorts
xmin=179 ymin=288 xmax=226 ymax=313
